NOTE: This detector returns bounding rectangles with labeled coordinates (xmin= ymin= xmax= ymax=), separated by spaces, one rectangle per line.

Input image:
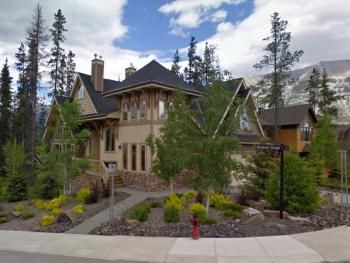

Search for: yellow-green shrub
xmin=47 ymin=198 xmax=62 ymax=211
xmin=210 ymin=193 xmax=233 ymax=210
xmin=33 ymin=199 xmax=49 ymax=210
xmin=51 ymin=208 xmax=62 ymax=217
xmin=183 ymin=190 xmax=197 ymax=201
xmin=14 ymin=204 xmax=25 ymax=212
xmin=40 ymin=215 xmax=55 ymax=226
xmin=73 ymin=204 xmax=85 ymax=215
xmin=76 ymin=187 xmax=92 ymax=203
xmin=188 ymin=203 xmax=206 ymax=217
xmin=166 ymin=193 xmax=184 ymax=211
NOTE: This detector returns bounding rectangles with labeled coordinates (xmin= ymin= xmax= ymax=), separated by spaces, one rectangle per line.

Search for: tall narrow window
xmin=140 ymin=99 xmax=147 ymax=119
xmin=123 ymin=103 xmax=128 ymax=121
xmin=105 ymin=128 xmax=115 ymax=152
xmin=140 ymin=144 xmax=146 ymax=171
xmin=122 ymin=144 xmax=128 ymax=170
xmin=131 ymin=102 xmax=137 ymax=120
xmin=78 ymin=85 xmax=84 ymax=99
xmin=300 ymin=121 xmax=312 ymax=141
xmin=131 ymin=144 xmax=137 ymax=171
xmin=239 ymin=108 xmax=250 ymax=130
xmin=159 ymin=99 xmax=165 ymax=119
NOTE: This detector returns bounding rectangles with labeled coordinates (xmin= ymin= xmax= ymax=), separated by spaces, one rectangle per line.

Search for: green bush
xmin=266 ymin=152 xmax=320 ymax=214
xmin=164 ymin=203 xmax=180 ymax=223
xmin=47 ymin=198 xmax=62 ymax=210
xmin=166 ymin=193 xmax=184 ymax=211
xmin=201 ymin=217 xmax=216 ymax=225
xmin=223 ymin=209 xmax=242 ymax=219
xmin=150 ymin=201 xmax=161 ymax=208
xmin=73 ymin=204 xmax=85 ymax=215
xmin=76 ymin=187 xmax=92 ymax=204
xmin=129 ymin=203 xmax=151 ymax=222
xmin=183 ymin=190 xmax=197 ymax=201
xmin=0 ymin=214 xmax=8 ymax=224
xmin=33 ymin=199 xmax=49 ymax=210
xmin=14 ymin=204 xmax=25 ymax=212
xmin=20 ymin=209 xmax=35 ymax=220
xmin=188 ymin=203 xmax=206 ymax=218
xmin=39 ymin=214 xmax=55 ymax=226
xmin=210 ymin=193 xmax=233 ymax=210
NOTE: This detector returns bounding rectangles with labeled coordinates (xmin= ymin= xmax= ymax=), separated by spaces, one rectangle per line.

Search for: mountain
xmin=246 ymin=60 xmax=350 ymax=124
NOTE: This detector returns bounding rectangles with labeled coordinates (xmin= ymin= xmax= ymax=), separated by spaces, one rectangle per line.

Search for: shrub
xmin=51 ymin=208 xmax=62 ymax=217
xmin=73 ymin=204 xmax=85 ymax=215
xmin=183 ymin=190 xmax=197 ymax=201
xmin=47 ymin=198 xmax=62 ymax=211
xmin=20 ymin=209 xmax=35 ymax=220
xmin=223 ymin=209 xmax=242 ymax=219
xmin=150 ymin=201 xmax=161 ymax=208
xmin=40 ymin=214 xmax=55 ymax=226
xmin=76 ymin=187 xmax=92 ymax=204
xmin=201 ymin=217 xmax=216 ymax=225
xmin=210 ymin=193 xmax=233 ymax=210
xmin=129 ymin=203 xmax=151 ymax=222
xmin=0 ymin=214 xmax=8 ymax=224
xmin=58 ymin=194 xmax=72 ymax=205
xmin=166 ymin=193 xmax=184 ymax=211
xmin=14 ymin=204 xmax=25 ymax=212
xmin=164 ymin=203 xmax=180 ymax=223
xmin=266 ymin=152 xmax=320 ymax=214
xmin=188 ymin=203 xmax=206 ymax=218
xmin=33 ymin=199 xmax=48 ymax=210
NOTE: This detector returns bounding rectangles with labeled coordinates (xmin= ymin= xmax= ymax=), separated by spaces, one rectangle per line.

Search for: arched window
xmin=131 ymin=102 xmax=137 ymax=120
xmin=140 ymin=99 xmax=147 ymax=119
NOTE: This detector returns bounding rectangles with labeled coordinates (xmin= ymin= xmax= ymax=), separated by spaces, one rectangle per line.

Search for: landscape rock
xmin=56 ymin=213 xmax=73 ymax=224
xmin=127 ymin=219 xmax=140 ymax=228
xmin=11 ymin=211 xmax=21 ymax=218
xmin=263 ymin=210 xmax=289 ymax=218
xmin=245 ymin=213 xmax=265 ymax=224
xmin=247 ymin=200 xmax=271 ymax=211
xmin=265 ymin=222 xmax=287 ymax=231
xmin=243 ymin=207 xmax=261 ymax=217
xmin=288 ymin=216 xmax=312 ymax=225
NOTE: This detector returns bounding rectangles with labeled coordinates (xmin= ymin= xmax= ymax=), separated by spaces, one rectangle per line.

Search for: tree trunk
xmin=206 ymin=193 xmax=210 ymax=215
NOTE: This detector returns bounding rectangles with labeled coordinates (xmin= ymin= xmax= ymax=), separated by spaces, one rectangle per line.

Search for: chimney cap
xmin=126 ymin=63 xmax=135 ymax=69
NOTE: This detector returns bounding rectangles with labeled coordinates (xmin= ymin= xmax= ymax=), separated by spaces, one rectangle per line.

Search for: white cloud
xmin=197 ymin=0 xmax=350 ymax=77
xmin=159 ymin=0 xmax=244 ymax=36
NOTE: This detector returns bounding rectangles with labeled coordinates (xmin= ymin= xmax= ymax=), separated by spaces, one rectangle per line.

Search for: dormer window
xmin=131 ymin=102 xmax=137 ymax=120
xmin=78 ymin=85 xmax=85 ymax=99
xmin=301 ymin=121 xmax=312 ymax=141
xmin=140 ymin=99 xmax=147 ymax=119
xmin=123 ymin=103 xmax=128 ymax=121
xmin=239 ymin=108 xmax=250 ymax=130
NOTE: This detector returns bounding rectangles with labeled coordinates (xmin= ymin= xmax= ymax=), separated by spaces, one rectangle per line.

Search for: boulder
xmin=11 ymin=211 xmax=21 ymax=218
xmin=263 ymin=210 xmax=289 ymax=218
xmin=247 ymin=199 xmax=271 ymax=211
xmin=245 ymin=213 xmax=265 ymax=224
xmin=243 ymin=207 xmax=261 ymax=217
xmin=288 ymin=216 xmax=312 ymax=225
xmin=127 ymin=219 xmax=140 ymax=228
xmin=56 ymin=213 xmax=73 ymax=224
xmin=265 ymin=222 xmax=287 ymax=231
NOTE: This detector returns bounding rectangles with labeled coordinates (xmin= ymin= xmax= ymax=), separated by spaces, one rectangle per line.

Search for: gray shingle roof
xmin=103 ymin=60 xmax=202 ymax=95
xmin=78 ymin=73 xmax=120 ymax=115
xmin=259 ymin=104 xmax=317 ymax=126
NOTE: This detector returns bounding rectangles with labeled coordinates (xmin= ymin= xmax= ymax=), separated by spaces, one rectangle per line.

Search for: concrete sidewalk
xmin=68 ymin=187 xmax=187 ymax=234
xmin=1 ymin=227 xmax=350 ymax=262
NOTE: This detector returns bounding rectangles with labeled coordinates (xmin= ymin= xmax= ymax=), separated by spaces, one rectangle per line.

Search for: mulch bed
xmin=0 ymin=191 xmax=130 ymax=233
xmin=90 ymin=198 xmax=349 ymax=238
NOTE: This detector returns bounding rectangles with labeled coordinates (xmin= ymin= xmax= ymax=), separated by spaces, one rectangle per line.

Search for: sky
xmin=1 ymin=0 xmax=350 ymax=99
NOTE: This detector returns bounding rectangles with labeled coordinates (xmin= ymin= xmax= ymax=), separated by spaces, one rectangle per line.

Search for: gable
xmin=71 ymin=75 xmax=97 ymax=115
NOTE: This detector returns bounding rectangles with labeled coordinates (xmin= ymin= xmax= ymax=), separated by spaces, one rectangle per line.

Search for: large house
xmin=258 ymin=104 xmax=318 ymax=154
xmin=44 ymin=58 xmax=264 ymax=191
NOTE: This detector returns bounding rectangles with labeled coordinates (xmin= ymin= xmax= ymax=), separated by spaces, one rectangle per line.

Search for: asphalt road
xmin=0 ymin=250 xmax=150 ymax=263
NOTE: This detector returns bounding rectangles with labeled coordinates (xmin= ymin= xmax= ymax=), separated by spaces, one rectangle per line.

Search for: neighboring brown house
xmin=45 ymin=58 xmax=264 ymax=191
xmin=335 ymin=125 xmax=350 ymax=151
xmin=258 ymin=104 xmax=317 ymax=154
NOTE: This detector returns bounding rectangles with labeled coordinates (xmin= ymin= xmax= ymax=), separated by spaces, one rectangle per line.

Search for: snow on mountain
xmin=246 ymin=60 xmax=350 ymax=124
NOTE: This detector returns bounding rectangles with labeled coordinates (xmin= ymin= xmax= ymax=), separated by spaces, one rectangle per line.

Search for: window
xmin=140 ymin=99 xmax=147 ymax=119
xmin=159 ymin=99 xmax=165 ymax=119
xmin=140 ymin=144 xmax=146 ymax=171
xmin=300 ymin=121 xmax=312 ymax=141
xmin=123 ymin=103 xmax=128 ymax=121
xmin=131 ymin=144 xmax=137 ymax=171
xmin=105 ymin=128 xmax=115 ymax=152
xmin=122 ymin=144 xmax=128 ymax=170
xmin=239 ymin=108 xmax=250 ymax=130
xmin=78 ymin=85 xmax=84 ymax=99
xmin=131 ymin=102 xmax=137 ymax=120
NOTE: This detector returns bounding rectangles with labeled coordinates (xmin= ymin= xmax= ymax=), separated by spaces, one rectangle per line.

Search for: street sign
xmin=256 ymin=144 xmax=289 ymax=151
xmin=108 ymin=162 xmax=117 ymax=227
xmin=108 ymin=163 xmax=117 ymax=173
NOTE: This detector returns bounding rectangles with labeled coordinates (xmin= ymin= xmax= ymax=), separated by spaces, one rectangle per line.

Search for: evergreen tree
xmin=184 ymin=35 xmax=202 ymax=86
xmin=170 ymin=49 xmax=181 ymax=77
xmin=318 ymin=69 xmax=343 ymax=117
xmin=25 ymin=4 xmax=48 ymax=176
xmin=37 ymin=99 xmax=47 ymax=139
xmin=254 ymin=12 xmax=303 ymax=132
xmin=305 ymin=67 xmax=320 ymax=112
xmin=65 ymin=50 xmax=76 ymax=96
xmin=201 ymin=42 xmax=222 ymax=86
xmin=48 ymin=9 xmax=67 ymax=96
xmin=0 ymin=59 xmax=13 ymax=176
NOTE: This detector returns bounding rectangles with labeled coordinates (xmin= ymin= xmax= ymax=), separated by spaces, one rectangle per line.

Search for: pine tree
xmin=0 ymin=59 xmax=13 ymax=176
xmin=170 ymin=49 xmax=181 ymax=77
xmin=48 ymin=9 xmax=67 ymax=96
xmin=25 ymin=4 xmax=48 ymax=176
xmin=201 ymin=42 xmax=222 ymax=86
xmin=254 ymin=12 xmax=303 ymax=132
xmin=318 ymin=69 xmax=343 ymax=117
xmin=65 ymin=50 xmax=76 ymax=96
xmin=184 ymin=35 xmax=202 ymax=86
xmin=37 ymin=99 xmax=47 ymax=139
xmin=305 ymin=67 xmax=320 ymax=113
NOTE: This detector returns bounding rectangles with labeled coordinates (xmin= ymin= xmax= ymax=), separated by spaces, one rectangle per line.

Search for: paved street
xmin=1 ymin=227 xmax=350 ymax=262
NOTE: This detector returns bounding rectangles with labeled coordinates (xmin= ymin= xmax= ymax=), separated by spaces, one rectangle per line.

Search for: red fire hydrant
xmin=191 ymin=215 xmax=200 ymax=240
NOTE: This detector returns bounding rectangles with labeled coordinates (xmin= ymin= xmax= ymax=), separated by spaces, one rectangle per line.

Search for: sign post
xmin=256 ymin=144 xmax=289 ymax=219
xmin=108 ymin=163 xmax=117 ymax=227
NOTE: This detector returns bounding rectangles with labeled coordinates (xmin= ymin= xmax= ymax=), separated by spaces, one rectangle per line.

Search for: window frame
xmin=131 ymin=144 xmax=137 ymax=171
xmin=158 ymin=99 xmax=166 ymax=119
xmin=122 ymin=143 xmax=128 ymax=170
xmin=140 ymin=99 xmax=147 ymax=119
xmin=78 ymin=85 xmax=85 ymax=99
xmin=300 ymin=121 xmax=312 ymax=141
xmin=123 ymin=103 xmax=128 ymax=121
xmin=140 ymin=144 xmax=146 ymax=172
xmin=239 ymin=107 xmax=250 ymax=131
xmin=104 ymin=127 xmax=115 ymax=152
xmin=131 ymin=101 xmax=137 ymax=120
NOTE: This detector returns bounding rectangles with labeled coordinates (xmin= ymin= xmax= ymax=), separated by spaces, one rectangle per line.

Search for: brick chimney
xmin=125 ymin=63 xmax=136 ymax=79
xmin=91 ymin=54 xmax=104 ymax=92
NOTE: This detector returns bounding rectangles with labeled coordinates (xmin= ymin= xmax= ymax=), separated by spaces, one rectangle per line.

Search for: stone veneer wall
xmin=72 ymin=173 xmax=105 ymax=194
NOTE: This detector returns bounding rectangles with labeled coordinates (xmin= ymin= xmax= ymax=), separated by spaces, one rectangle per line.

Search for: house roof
xmin=78 ymin=72 xmax=120 ymax=115
xmin=259 ymin=104 xmax=317 ymax=126
xmin=103 ymin=60 xmax=202 ymax=96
